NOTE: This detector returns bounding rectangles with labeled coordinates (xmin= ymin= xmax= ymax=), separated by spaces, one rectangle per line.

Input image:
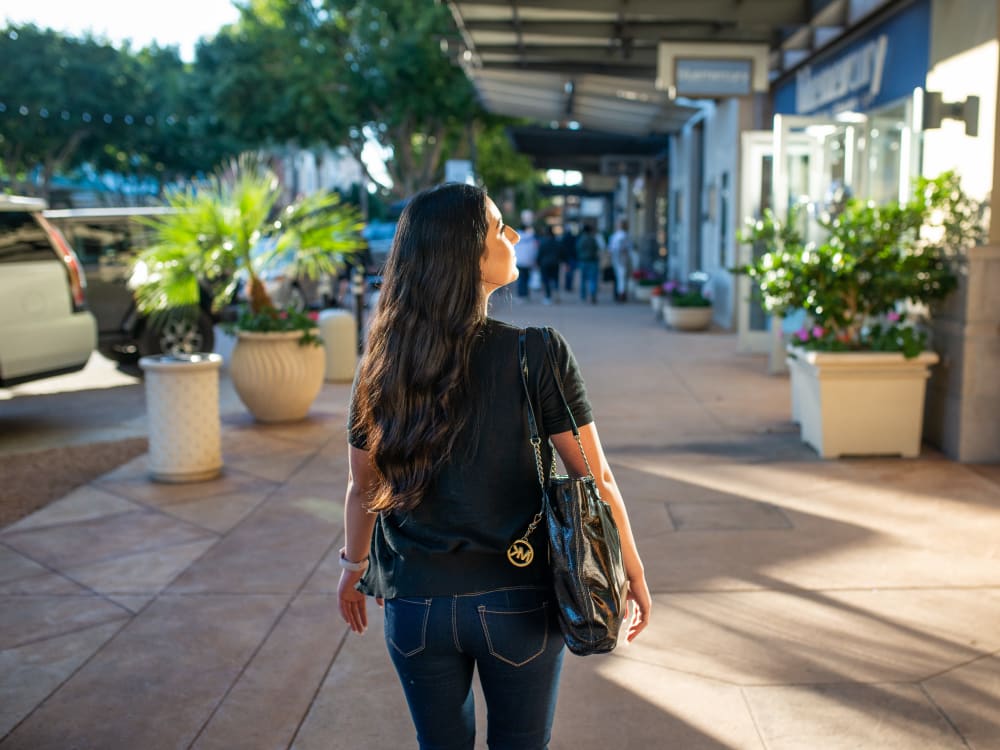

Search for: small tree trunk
xmin=247 ymin=276 xmax=277 ymax=316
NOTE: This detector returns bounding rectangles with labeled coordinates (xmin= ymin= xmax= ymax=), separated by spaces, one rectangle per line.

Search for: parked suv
xmin=42 ymin=207 xmax=217 ymax=362
xmin=0 ymin=196 xmax=97 ymax=386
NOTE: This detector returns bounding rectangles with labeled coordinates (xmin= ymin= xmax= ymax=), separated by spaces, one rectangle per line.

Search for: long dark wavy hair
xmin=352 ymin=183 xmax=491 ymax=512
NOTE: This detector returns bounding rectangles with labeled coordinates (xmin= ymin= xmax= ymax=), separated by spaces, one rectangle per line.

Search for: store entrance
xmin=736 ymin=129 xmax=819 ymax=358
xmin=739 ymin=101 xmax=920 ymax=370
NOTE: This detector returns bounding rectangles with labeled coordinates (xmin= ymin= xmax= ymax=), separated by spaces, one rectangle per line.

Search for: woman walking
xmin=339 ymin=183 xmax=651 ymax=750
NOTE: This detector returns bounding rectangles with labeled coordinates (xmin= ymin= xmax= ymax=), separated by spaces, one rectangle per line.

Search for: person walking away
xmin=514 ymin=222 xmax=539 ymax=300
xmin=559 ymin=225 xmax=578 ymax=293
xmin=537 ymin=225 xmax=562 ymax=305
xmin=608 ymin=220 xmax=632 ymax=303
xmin=339 ymin=184 xmax=652 ymax=750
xmin=575 ymin=223 xmax=600 ymax=304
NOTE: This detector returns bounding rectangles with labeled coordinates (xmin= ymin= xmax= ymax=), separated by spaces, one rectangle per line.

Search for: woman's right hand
xmin=624 ymin=572 xmax=652 ymax=642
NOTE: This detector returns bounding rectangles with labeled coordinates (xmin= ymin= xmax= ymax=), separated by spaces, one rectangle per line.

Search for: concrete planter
xmin=664 ymin=305 xmax=713 ymax=331
xmin=650 ymin=294 xmax=665 ymax=321
xmin=318 ymin=309 xmax=357 ymax=383
xmin=139 ymin=353 xmax=223 ymax=483
xmin=633 ymin=284 xmax=655 ymax=303
xmin=787 ymin=346 xmax=939 ymax=458
xmin=230 ymin=330 xmax=325 ymax=422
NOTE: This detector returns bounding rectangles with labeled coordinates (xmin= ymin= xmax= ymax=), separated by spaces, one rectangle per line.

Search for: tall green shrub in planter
xmin=737 ymin=171 xmax=985 ymax=457
xmin=133 ymin=153 xmax=365 ymax=422
xmin=739 ymin=171 xmax=982 ymax=356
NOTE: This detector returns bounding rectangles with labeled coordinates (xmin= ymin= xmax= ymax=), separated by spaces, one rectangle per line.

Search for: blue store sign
xmin=774 ymin=0 xmax=930 ymax=116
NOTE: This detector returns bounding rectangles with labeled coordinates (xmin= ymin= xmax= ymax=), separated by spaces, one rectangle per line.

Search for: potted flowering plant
xmin=738 ymin=170 xmax=984 ymax=457
xmin=662 ymin=280 xmax=713 ymax=331
xmin=631 ymin=269 xmax=665 ymax=302
xmin=133 ymin=153 xmax=364 ymax=422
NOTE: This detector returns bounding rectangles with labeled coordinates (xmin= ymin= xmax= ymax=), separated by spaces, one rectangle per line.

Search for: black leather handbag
xmin=508 ymin=328 xmax=629 ymax=655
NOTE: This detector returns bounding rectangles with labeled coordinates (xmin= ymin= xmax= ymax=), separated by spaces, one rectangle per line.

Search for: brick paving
xmin=2 ymin=295 xmax=999 ymax=749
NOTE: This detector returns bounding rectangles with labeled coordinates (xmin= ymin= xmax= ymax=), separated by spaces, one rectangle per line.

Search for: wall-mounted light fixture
xmin=922 ymin=90 xmax=979 ymax=137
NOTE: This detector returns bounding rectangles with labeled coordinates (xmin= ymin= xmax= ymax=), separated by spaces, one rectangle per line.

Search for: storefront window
xmin=865 ymin=102 xmax=909 ymax=204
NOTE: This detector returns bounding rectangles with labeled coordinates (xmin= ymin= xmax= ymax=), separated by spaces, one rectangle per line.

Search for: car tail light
xmin=35 ymin=214 xmax=88 ymax=312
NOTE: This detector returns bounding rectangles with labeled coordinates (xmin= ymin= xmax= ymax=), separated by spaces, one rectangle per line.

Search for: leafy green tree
xmin=0 ymin=24 xmax=143 ymax=196
xmin=130 ymin=44 xmax=246 ymax=181
xmin=316 ymin=0 xmax=479 ymax=196
xmin=471 ymin=118 xmax=539 ymax=195
xmin=195 ymin=0 xmax=347 ymax=152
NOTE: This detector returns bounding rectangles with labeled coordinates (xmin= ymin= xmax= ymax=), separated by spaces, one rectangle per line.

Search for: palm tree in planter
xmin=132 ymin=153 xmax=364 ymax=422
xmin=738 ymin=171 xmax=984 ymax=458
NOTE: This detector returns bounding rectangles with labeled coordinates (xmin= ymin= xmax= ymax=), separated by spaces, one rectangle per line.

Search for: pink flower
xmin=886 ymin=310 xmax=901 ymax=323
xmin=811 ymin=326 xmax=825 ymax=339
xmin=795 ymin=327 xmax=810 ymax=342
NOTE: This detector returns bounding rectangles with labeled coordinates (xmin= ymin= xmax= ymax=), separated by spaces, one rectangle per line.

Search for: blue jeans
xmin=578 ymin=261 xmax=599 ymax=301
xmin=516 ymin=267 xmax=532 ymax=298
xmin=384 ymin=586 xmax=565 ymax=750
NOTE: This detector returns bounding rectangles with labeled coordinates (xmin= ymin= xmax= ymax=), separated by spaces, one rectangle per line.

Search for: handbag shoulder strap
xmin=518 ymin=329 xmax=549 ymax=496
xmin=518 ymin=329 xmax=542 ymax=444
xmin=520 ymin=327 xmax=594 ymax=479
xmin=539 ymin=328 xmax=579 ymax=436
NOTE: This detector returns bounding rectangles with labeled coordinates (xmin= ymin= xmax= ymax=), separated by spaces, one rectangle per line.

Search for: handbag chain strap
xmin=507 ymin=328 xmax=592 ymax=566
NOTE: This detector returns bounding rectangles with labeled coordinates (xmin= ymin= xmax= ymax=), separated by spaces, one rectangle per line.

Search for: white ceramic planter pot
xmin=664 ymin=305 xmax=713 ymax=331
xmin=318 ymin=309 xmax=357 ymax=383
xmin=787 ymin=346 xmax=939 ymax=458
xmin=633 ymin=284 xmax=654 ymax=303
xmin=650 ymin=294 xmax=665 ymax=320
xmin=230 ymin=330 xmax=326 ymax=422
xmin=139 ymin=353 xmax=223 ymax=483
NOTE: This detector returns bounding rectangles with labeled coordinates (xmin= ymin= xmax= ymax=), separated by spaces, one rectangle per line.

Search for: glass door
xmin=737 ymin=131 xmax=774 ymax=354
xmin=765 ymin=114 xmax=869 ymax=372
xmin=736 ymin=129 xmax=818 ymax=357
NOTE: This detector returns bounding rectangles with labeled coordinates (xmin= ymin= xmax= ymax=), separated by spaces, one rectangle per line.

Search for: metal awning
xmin=473 ymin=68 xmax=700 ymax=137
xmin=448 ymin=0 xmax=845 ymax=138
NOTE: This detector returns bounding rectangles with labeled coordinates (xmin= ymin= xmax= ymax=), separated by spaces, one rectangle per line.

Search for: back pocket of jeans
xmin=478 ymin=603 xmax=549 ymax=667
xmin=385 ymin=598 xmax=431 ymax=657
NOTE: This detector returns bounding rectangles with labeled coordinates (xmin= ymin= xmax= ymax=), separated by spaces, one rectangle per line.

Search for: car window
xmin=0 ymin=212 xmax=57 ymax=264
xmin=57 ymin=221 xmax=150 ymax=265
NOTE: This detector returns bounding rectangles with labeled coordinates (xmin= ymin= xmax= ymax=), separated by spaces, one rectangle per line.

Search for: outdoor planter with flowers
xmin=739 ymin=170 xmax=984 ymax=458
xmin=132 ymin=153 xmax=364 ymax=423
xmin=662 ymin=280 xmax=713 ymax=331
xmin=649 ymin=285 xmax=665 ymax=319
xmin=631 ymin=269 xmax=665 ymax=302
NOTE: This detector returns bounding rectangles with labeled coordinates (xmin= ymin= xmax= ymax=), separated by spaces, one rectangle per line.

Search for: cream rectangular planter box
xmin=786 ymin=347 xmax=939 ymax=458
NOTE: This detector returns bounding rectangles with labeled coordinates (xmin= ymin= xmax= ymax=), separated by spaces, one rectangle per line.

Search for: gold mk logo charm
xmin=506 ymin=539 xmax=535 ymax=567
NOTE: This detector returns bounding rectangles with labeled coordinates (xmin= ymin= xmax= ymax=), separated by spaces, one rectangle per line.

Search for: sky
xmin=1 ymin=0 xmax=240 ymax=61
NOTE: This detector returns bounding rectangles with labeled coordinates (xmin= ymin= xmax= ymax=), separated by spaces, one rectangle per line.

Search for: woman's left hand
xmin=624 ymin=573 xmax=652 ymax=642
xmin=338 ymin=570 xmax=369 ymax=634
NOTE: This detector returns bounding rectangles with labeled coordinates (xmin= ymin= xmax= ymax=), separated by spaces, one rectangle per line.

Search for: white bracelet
xmin=339 ymin=547 xmax=369 ymax=573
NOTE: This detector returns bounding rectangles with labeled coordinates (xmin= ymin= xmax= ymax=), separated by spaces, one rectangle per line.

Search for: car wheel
xmin=139 ymin=311 xmax=215 ymax=357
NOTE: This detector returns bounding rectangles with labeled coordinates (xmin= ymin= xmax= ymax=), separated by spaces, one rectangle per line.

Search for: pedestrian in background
xmin=514 ymin=221 xmax=539 ymax=300
xmin=340 ymin=183 xmax=651 ymax=750
xmin=560 ymin=224 xmax=578 ymax=293
xmin=537 ymin=225 xmax=562 ymax=305
xmin=608 ymin=219 xmax=632 ymax=303
xmin=575 ymin=223 xmax=600 ymax=304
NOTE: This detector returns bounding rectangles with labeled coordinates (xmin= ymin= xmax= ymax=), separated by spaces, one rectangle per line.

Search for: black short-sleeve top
xmin=347 ymin=319 xmax=593 ymax=599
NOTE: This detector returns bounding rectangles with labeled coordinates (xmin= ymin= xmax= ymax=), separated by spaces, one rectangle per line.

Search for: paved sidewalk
xmin=2 ymin=296 xmax=999 ymax=749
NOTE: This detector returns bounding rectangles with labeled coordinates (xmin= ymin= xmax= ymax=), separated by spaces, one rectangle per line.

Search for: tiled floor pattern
xmin=2 ymin=298 xmax=999 ymax=749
